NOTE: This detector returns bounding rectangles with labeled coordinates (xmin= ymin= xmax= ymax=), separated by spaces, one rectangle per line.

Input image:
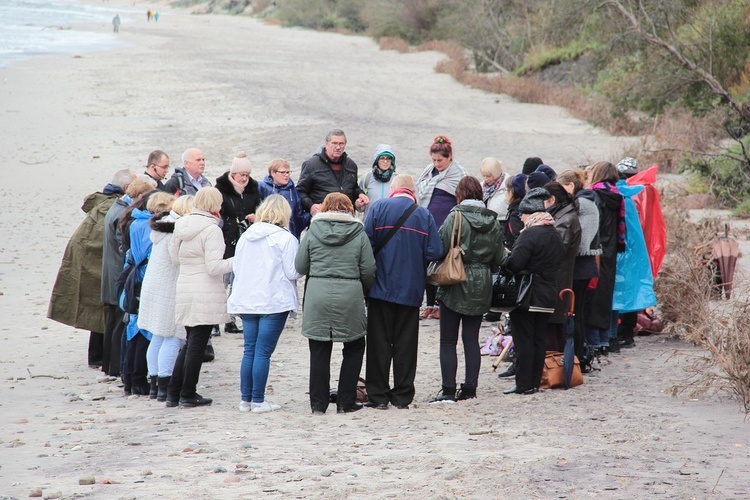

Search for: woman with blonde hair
xmin=228 ymin=195 xmax=301 ymax=413
xmin=295 ymin=192 xmax=376 ymax=414
xmin=166 ymin=187 xmax=234 ymax=408
xmin=479 ymin=157 xmax=509 ymax=220
xmin=139 ymin=195 xmax=193 ymax=402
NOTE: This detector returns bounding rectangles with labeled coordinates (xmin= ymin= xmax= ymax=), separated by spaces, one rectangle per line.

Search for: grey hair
xmin=111 ymin=169 xmax=134 ymax=189
xmin=135 ymin=174 xmax=158 ymax=188
xmin=325 ymin=129 xmax=346 ymax=142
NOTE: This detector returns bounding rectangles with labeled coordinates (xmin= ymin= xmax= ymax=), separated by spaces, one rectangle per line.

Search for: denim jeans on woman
xmin=240 ymin=312 xmax=289 ymax=403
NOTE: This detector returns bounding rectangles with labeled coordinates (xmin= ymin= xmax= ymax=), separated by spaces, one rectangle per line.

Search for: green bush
xmin=683 ymin=137 xmax=750 ymax=207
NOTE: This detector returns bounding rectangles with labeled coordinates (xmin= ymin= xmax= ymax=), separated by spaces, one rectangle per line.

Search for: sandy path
xmin=1 ymin=1 xmax=748 ymax=498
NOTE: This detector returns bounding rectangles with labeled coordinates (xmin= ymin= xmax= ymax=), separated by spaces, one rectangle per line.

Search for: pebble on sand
xmin=79 ymin=475 xmax=96 ymax=485
xmin=29 ymin=488 xmax=43 ymax=497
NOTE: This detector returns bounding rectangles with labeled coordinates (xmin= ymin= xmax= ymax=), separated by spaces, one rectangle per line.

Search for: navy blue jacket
xmin=364 ymin=196 xmax=444 ymax=308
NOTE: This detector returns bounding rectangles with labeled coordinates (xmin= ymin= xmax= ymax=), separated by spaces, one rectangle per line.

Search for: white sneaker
xmin=251 ymin=400 xmax=280 ymax=413
xmin=238 ymin=401 xmax=252 ymax=412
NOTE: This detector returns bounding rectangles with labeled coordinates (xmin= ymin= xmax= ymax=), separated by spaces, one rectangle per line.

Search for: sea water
xmin=0 ymin=0 xmax=123 ymax=69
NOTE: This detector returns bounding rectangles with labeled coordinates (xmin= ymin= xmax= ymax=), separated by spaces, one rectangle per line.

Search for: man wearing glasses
xmin=297 ymin=129 xmax=369 ymax=217
xmin=144 ymin=150 xmax=170 ymax=191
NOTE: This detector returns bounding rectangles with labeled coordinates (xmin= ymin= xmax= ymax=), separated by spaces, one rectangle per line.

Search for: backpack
xmin=115 ymin=255 xmax=149 ymax=314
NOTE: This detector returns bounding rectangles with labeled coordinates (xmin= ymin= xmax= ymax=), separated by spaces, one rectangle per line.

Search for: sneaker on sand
xmin=239 ymin=401 xmax=252 ymax=412
xmin=251 ymin=400 xmax=281 ymax=413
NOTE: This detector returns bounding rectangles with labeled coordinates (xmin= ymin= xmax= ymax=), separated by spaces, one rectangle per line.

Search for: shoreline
xmin=2 ymin=3 xmax=749 ymax=498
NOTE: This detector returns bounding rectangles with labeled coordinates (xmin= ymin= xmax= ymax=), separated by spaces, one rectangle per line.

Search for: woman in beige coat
xmin=166 ymin=187 xmax=234 ymax=408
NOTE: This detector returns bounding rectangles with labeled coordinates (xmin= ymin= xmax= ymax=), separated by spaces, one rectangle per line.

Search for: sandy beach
xmin=1 ymin=1 xmax=749 ymax=498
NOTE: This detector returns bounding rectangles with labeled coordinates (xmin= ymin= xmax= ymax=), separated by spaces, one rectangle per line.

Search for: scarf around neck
xmin=416 ymin=161 xmax=467 ymax=207
xmin=591 ymin=181 xmax=626 ymax=252
xmin=482 ymin=174 xmax=506 ymax=203
xmin=229 ymin=173 xmax=249 ymax=195
xmin=522 ymin=211 xmax=554 ymax=231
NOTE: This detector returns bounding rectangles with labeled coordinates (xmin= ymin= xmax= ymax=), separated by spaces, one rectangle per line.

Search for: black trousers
xmin=510 ymin=308 xmax=549 ymax=391
xmin=439 ymin=304 xmax=482 ymax=389
xmin=619 ymin=311 xmax=638 ymax=341
xmin=572 ymin=279 xmax=589 ymax=362
xmin=123 ymin=333 xmax=150 ymax=393
xmin=308 ymin=336 xmax=365 ymax=412
xmin=169 ymin=324 xmax=212 ymax=400
xmin=365 ymin=299 xmax=419 ymax=406
xmin=425 ymin=284 xmax=438 ymax=307
xmin=88 ymin=331 xmax=104 ymax=366
xmin=102 ymin=305 xmax=125 ymax=377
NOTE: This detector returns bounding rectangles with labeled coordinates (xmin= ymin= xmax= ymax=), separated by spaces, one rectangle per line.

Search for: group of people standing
xmin=48 ymin=128 xmax=658 ymax=414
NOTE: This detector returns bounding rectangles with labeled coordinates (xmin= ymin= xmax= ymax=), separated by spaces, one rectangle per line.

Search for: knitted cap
xmin=535 ymin=164 xmax=557 ymax=181
xmin=527 ymin=171 xmax=551 ymax=190
xmin=616 ymin=157 xmax=638 ymax=178
xmin=230 ymin=151 xmax=252 ymax=174
xmin=511 ymin=173 xmax=527 ymax=199
xmin=519 ymin=187 xmax=551 ymax=214
xmin=522 ymin=157 xmax=543 ymax=175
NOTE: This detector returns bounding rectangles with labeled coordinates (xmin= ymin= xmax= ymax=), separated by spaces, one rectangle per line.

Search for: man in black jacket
xmin=143 ymin=149 xmax=170 ymax=191
xmin=297 ymin=129 xmax=369 ymax=216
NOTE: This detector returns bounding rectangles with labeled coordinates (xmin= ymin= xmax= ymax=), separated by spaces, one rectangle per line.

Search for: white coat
xmin=138 ymin=213 xmax=186 ymax=339
xmin=227 ymin=222 xmax=301 ymax=315
xmin=483 ymin=173 xmax=509 ymax=221
xmin=170 ymin=210 xmax=234 ymax=327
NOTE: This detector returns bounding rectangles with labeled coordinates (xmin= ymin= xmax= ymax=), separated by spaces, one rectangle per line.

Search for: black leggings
xmin=438 ymin=304 xmax=483 ymax=389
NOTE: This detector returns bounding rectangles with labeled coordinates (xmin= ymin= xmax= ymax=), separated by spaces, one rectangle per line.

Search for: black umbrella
xmin=559 ymin=289 xmax=575 ymax=389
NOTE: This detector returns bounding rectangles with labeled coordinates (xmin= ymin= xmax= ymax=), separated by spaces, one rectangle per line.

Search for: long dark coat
xmin=586 ymin=188 xmax=622 ymax=329
xmin=48 ymin=192 xmax=118 ymax=332
xmin=548 ymin=202 xmax=582 ymax=324
xmin=215 ymin=171 xmax=260 ymax=259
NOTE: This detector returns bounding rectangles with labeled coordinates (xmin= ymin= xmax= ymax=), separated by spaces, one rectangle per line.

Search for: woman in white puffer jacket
xmin=166 ymin=187 xmax=234 ymax=408
xmin=138 ymin=195 xmax=193 ymax=402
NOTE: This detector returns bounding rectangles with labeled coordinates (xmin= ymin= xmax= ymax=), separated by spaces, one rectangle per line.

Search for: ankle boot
xmin=456 ymin=384 xmax=476 ymax=401
xmin=149 ymin=376 xmax=158 ymax=399
xmin=156 ymin=376 xmax=170 ymax=402
xmin=429 ymin=386 xmax=456 ymax=403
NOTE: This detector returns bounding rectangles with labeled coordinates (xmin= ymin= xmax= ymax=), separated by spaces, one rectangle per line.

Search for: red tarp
xmin=627 ymin=164 xmax=667 ymax=278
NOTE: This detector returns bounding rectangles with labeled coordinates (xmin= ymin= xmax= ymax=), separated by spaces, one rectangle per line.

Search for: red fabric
xmin=627 ymin=164 xmax=666 ymax=278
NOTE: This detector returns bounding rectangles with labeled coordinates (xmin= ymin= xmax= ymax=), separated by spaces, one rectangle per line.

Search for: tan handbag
xmin=540 ymin=351 xmax=583 ymax=389
xmin=427 ymin=213 xmax=466 ymax=286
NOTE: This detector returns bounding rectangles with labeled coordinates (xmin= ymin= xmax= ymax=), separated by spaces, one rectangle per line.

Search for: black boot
xmin=456 ymin=384 xmax=476 ymax=401
xmin=149 ymin=376 xmax=158 ymax=399
xmin=429 ymin=386 xmax=456 ymax=404
xmin=156 ymin=376 xmax=170 ymax=402
xmin=497 ymin=363 xmax=516 ymax=378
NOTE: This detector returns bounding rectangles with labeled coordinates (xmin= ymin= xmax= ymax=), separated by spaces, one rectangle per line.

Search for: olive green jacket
xmin=295 ymin=212 xmax=376 ymax=342
xmin=436 ymin=202 xmax=507 ymax=316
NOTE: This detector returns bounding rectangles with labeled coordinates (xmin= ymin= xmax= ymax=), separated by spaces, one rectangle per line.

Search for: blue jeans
xmin=608 ymin=310 xmax=620 ymax=341
xmin=240 ymin=312 xmax=289 ymax=403
xmin=585 ymin=326 xmax=609 ymax=348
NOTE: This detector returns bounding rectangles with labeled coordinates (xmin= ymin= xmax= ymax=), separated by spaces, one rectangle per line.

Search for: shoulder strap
xmin=373 ymin=203 xmax=418 ymax=255
xmin=452 ymin=212 xmax=463 ymax=248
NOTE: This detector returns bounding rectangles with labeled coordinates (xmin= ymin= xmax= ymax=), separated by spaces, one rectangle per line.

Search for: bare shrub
xmin=378 ymin=37 xmax=411 ymax=53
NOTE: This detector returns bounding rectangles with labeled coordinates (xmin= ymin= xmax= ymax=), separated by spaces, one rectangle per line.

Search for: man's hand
xmin=310 ymin=203 xmax=322 ymax=216
xmin=245 ymin=214 xmax=255 ymax=224
xmin=355 ymin=193 xmax=370 ymax=208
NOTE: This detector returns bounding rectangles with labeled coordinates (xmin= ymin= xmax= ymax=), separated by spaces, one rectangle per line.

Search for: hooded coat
xmin=358 ymin=144 xmax=396 ymax=217
xmin=586 ymin=187 xmax=623 ymax=329
xmin=124 ymin=207 xmax=154 ymax=341
xmin=295 ymin=212 xmax=376 ymax=343
xmin=215 ymin=171 xmax=260 ymax=258
xmin=170 ymin=210 xmax=234 ymax=327
xmin=436 ymin=202 xmax=507 ymax=316
xmin=137 ymin=212 xmax=185 ymax=340
xmin=227 ymin=222 xmax=301 ymax=315
xmin=48 ymin=189 xmax=120 ymax=332
xmin=258 ymin=176 xmax=309 ymax=240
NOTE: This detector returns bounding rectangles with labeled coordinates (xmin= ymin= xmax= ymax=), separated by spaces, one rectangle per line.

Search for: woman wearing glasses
xmin=258 ymin=158 xmax=310 ymax=240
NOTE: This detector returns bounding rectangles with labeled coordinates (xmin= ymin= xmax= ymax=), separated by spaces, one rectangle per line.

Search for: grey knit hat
xmin=519 ymin=187 xmax=551 ymax=214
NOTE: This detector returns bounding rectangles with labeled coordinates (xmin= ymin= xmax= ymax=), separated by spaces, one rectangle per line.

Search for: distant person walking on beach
xmin=112 ymin=14 xmax=120 ymax=33
xmin=154 ymin=12 xmax=160 ymax=22
xmin=147 ymin=10 xmax=152 ymax=22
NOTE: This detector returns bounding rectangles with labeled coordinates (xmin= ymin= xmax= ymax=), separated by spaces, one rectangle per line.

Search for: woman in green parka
xmin=430 ymin=176 xmax=507 ymax=403
xmin=295 ymin=192 xmax=376 ymax=415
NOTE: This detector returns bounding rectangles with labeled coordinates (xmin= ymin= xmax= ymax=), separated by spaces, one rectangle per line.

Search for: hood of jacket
xmin=244 ymin=221 xmax=289 ymax=243
xmin=215 ymin=170 xmax=259 ymax=196
xmin=454 ymin=203 xmax=498 ymax=234
xmin=174 ymin=210 xmax=219 ymax=242
xmin=260 ymin=175 xmax=295 ymax=192
xmin=308 ymin=212 xmax=364 ymax=247
xmin=616 ymin=179 xmax=644 ymax=198
xmin=82 ymin=191 xmax=115 ymax=213
xmin=132 ymin=207 xmax=152 ymax=221
xmin=150 ymin=211 xmax=176 ymax=234
xmin=371 ymin=144 xmax=396 ymax=168
xmin=595 ymin=187 xmax=622 ymax=210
